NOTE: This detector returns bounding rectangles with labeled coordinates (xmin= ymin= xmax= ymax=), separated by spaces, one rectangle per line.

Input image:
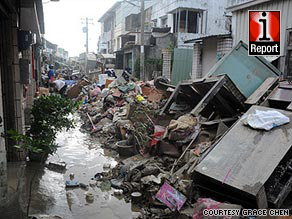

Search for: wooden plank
xmin=159 ymin=83 xmax=181 ymax=115
xmin=245 ymin=77 xmax=278 ymax=105
xmin=195 ymin=105 xmax=292 ymax=197
xmin=191 ymin=76 xmax=226 ymax=116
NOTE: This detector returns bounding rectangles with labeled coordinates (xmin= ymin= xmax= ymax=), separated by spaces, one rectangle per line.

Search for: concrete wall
xmin=151 ymin=0 xmax=230 ymax=47
xmin=202 ymin=37 xmax=218 ymax=76
xmin=191 ymin=36 xmax=233 ymax=80
xmin=149 ymin=33 xmax=175 ymax=57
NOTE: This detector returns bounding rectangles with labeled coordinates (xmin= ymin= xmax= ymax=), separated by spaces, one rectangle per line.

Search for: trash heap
xmin=74 ymin=42 xmax=292 ymax=218
xmin=74 ymin=74 xmax=246 ymax=218
xmin=77 ymin=75 xmax=169 ymax=158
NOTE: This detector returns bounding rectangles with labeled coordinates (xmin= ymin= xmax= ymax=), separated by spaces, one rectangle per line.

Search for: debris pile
xmin=74 ymin=41 xmax=292 ymax=218
xmin=77 ymin=75 xmax=170 ymax=158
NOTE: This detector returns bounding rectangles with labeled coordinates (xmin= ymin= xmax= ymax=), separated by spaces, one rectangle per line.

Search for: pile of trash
xmin=71 ymin=74 xmax=243 ymax=218
xmin=70 ymin=41 xmax=292 ymax=218
xmin=76 ymin=75 xmax=170 ymax=157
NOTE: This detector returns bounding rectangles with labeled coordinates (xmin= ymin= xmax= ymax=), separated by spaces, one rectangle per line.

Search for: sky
xmin=43 ymin=0 xmax=117 ymax=57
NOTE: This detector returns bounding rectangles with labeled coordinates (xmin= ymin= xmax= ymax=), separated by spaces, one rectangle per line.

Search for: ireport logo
xmin=249 ymin=10 xmax=280 ymax=56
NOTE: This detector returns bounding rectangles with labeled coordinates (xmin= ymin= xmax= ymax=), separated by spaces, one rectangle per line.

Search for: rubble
xmin=74 ymin=41 xmax=292 ymax=218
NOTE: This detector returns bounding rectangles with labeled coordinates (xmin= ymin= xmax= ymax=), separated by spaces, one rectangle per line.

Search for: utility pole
xmin=86 ymin=17 xmax=89 ymax=54
xmin=140 ymin=0 xmax=145 ymax=81
xmin=81 ymin=17 xmax=93 ymax=74
xmin=85 ymin=17 xmax=89 ymax=74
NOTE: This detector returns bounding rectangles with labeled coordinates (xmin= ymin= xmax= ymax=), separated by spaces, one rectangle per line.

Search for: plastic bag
xmin=135 ymin=95 xmax=145 ymax=102
xmin=241 ymin=110 xmax=290 ymax=131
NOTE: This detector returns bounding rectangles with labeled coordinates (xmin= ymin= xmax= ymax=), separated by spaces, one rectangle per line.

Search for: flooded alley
xmin=1 ymin=0 xmax=292 ymax=218
xmin=26 ymin=116 xmax=134 ymax=219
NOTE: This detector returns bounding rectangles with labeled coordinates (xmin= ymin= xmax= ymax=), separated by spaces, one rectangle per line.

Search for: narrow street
xmin=1 ymin=0 xmax=292 ymax=218
xmin=27 ymin=116 xmax=135 ymax=219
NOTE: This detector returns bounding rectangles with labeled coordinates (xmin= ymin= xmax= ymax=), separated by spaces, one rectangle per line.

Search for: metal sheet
xmin=171 ymin=48 xmax=193 ymax=85
xmin=206 ymin=41 xmax=280 ymax=98
xmin=269 ymin=88 xmax=292 ymax=102
xmin=245 ymin=77 xmax=278 ymax=105
xmin=195 ymin=105 xmax=292 ymax=196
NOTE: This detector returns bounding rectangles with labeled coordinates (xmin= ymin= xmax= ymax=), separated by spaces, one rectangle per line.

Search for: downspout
xmin=186 ymin=9 xmax=188 ymax=33
xmin=178 ymin=8 xmax=181 ymax=46
xmin=205 ymin=10 xmax=208 ymax=34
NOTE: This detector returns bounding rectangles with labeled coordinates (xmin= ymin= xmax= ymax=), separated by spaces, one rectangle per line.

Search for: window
xmin=153 ymin=19 xmax=157 ymax=27
xmin=289 ymin=31 xmax=292 ymax=46
xmin=161 ymin=17 xmax=168 ymax=27
xmin=173 ymin=10 xmax=201 ymax=33
xmin=104 ymin=19 xmax=112 ymax=32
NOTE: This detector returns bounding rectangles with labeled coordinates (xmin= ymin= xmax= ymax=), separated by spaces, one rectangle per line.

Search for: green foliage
xmin=167 ymin=42 xmax=174 ymax=52
xmin=9 ymin=95 xmax=78 ymax=154
xmin=145 ymin=57 xmax=163 ymax=71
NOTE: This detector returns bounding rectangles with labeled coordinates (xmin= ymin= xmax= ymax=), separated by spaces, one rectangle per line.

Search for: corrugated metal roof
xmin=184 ymin=33 xmax=231 ymax=44
xmin=231 ymin=0 xmax=292 ymax=57
xmin=226 ymin=0 xmax=272 ymax=12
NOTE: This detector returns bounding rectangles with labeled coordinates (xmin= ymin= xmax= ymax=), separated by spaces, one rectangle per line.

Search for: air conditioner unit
xmin=18 ymin=30 xmax=33 ymax=51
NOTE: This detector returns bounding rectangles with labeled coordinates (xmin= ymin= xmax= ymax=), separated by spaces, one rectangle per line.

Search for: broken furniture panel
xmin=160 ymin=75 xmax=246 ymax=119
xmin=245 ymin=77 xmax=279 ymax=105
xmin=190 ymin=75 xmax=246 ymax=118
xmin=268 ymin=81 xmax=292 ymax=111
xmin=194 ymin=106 xmax=292 ymax=208
xmin=159 ymin=78 xmax=206 ymax=116
xmin=265 ymin=148 xmax=292 ymax=208
xmin=207 ymin=41 xmax=280 ymax=98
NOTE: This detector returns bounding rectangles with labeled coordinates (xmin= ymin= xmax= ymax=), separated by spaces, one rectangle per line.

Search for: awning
xmin=184 ymin=33 xmax=231 ymax=44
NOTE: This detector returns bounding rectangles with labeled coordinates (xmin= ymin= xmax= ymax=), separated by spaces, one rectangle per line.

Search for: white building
xmin=98 ymin=0 xmax=231 ymax=52
xmin=98 ymin=0 xmax=156 ymax=54
xmin=98 ymin=2 xmax=121 ymax=54
xmin=98 ymin=0 xmax=232 ymax=79
xmin=151 ymin=0 xmax=231 ymax=48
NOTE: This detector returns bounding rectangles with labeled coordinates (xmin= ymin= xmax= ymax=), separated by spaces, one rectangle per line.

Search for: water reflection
xmin=27 ymin=117 xmax=133 ymax=219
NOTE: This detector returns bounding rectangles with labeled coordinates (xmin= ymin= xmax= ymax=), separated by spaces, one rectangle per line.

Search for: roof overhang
xmin=168 ymin=7 xmax=206 ymax=14
xmin=98 ymin=1 xmax=121 ymax=22
xmin=184 ymin=33 xmax=231 ymax=44
xmin=226 ymin=0 xmax=272 ymax=12
xmin=20 ymin=0 xmax=44 ymax=43
xmin=20 ymin=6 xmax=41 ymax=43
xmin=101 ymin=54 xmax=116 ymax=59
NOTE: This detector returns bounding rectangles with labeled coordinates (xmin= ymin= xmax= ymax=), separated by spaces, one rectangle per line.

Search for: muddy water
xmin=28 ymin=117 xmax=135 ymax=219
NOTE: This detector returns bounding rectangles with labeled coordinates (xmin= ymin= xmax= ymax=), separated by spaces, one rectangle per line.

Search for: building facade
xmin=151 ymin=0 xmax=231 ymax=48
xmin=0 ymin=0 xmax=44 ymax=213
xmin=98 ymin=0 xmax=232 ymax=80
xmin=227 ymin=0 xmax=292 ymax=77
xmin=43 ymin=39 xmax=58 ymax=65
